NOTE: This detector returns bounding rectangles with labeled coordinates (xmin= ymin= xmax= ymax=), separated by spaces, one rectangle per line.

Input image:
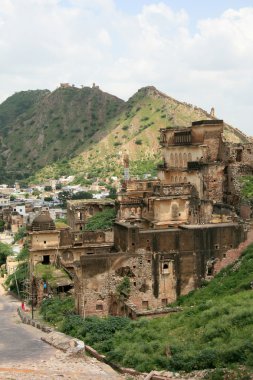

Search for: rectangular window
xmin=162 ymin=298 xmax=168 ymax=307
xmin=96 ymin=304 xmax=103 ymax=311
xmin=142 ymin=301 xmax=149 ymax=309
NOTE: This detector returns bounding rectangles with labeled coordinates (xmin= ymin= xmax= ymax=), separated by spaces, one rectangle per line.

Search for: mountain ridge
xmin=0 ymin=85 xmax=250 ymax=184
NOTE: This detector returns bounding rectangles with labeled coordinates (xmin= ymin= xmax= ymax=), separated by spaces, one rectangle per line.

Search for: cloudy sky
xmin=1 ymin=0 xmax=253 ymax=135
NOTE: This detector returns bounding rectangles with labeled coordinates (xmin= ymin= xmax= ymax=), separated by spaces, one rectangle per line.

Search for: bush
xmin=84 ymin=208 xmax=116 ymax=231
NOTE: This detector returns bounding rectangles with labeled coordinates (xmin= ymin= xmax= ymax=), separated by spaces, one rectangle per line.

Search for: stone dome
xmin=31 ymin=211 xmax=56 ymax=231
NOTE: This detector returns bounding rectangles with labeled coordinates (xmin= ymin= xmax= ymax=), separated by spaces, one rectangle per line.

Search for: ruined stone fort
xmin=29 ymin=119 xmax=253 ymax=318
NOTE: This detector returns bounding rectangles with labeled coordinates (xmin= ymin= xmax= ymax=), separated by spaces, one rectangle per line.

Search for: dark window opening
xmin=162 ymin=263 xmax=169 ymax=274
xmin=44 ymin=241 xmax=46 ymax=244
xmin=42 ymin=255 xmax=50 ymax=265
xmin=236 ymin=150 xmax=242 ymax=162
xmin=87 ymin=252 xmax=94 ymax=255
xmin=215 ymin=244 xmax=219 ymax=250
xmin=96 ymin=304 xmax=103 ymax=311
xmin=142 ymin=300 xmax=149 ymax=309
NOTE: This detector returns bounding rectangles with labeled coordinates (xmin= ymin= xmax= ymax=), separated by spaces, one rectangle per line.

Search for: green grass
xmin=101 ymin=245 xmax=253 ymax=372
xmin=38 ymin=245 xmax=253 ymax=376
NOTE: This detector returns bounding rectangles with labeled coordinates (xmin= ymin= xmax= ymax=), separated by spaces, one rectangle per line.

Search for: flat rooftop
xmin=67 ymin=199 xmax=115 ymax=206
xmin=180 ymin=223 xmax=238 ymax=229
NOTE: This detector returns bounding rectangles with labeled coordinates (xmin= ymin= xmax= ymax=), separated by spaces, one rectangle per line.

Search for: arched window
xmin=162 ymin=263 xmax=169 ymax=274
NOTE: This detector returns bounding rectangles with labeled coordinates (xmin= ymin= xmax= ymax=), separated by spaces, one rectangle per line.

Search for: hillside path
xmin=0 ymin=281 xmax=123 ymax=379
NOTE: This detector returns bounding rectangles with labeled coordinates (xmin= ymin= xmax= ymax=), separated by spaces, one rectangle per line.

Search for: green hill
xmin=31 ymin=86 xmax=250 ymax=184
xmin=0 ymin=85 xmax=250 ymax=184
xmin=0 ymin=86 xmax=124 ymax=183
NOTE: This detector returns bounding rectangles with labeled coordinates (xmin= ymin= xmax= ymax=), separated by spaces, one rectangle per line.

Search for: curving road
xmin=0 ymin=282 xmax=123 ymax=379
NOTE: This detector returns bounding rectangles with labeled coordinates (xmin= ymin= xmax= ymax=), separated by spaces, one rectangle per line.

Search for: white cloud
xmin=0 ymin=1 xmax=253 ymax=135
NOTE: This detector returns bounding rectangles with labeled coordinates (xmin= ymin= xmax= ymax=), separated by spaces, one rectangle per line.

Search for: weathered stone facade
xmin=67 ymin=199 xmax=115 ymax=231
xmin=28 ymin=119 xmax=252 ymax=318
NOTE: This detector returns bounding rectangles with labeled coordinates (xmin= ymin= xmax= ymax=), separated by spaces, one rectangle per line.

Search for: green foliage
xmin=44 ymin=185 xmax=52 ymax=191
xmin=116 ymin=276 xmax=131 ymax=299
xmin=108 ymin=187 xmax=117 ymax=199
xmin=84 ymin=208 xmax=116 ymax=231
xmin=0 ymin=242 xmax=12 ymax=265
xmin=71 ymin=191 xmax=93 ymax=200
xmin=241 ymin=176 xmax=253 ymax=199
xmin=95 ymin=245 xmax=253 ymax=373
xmin=39 ymin=296 xmax=130 ymax=352
xmin=0 ymin=219 xmax=5 ymax=232
xmin=13 ymin=226 xmax=27 ymax=243
xmin=5 ymin=261 xmax=28 ymax=295
xmin=16 ymin=244 xmax=29 ymax=261
xmin=135 ymin=139 xmax=142 ymax=145
xmin=44 ymin=196 xmax=53 ymax=202
xmin=58 ymin=190 xmax=73 ymax=207
xmin=40 ymin=296 xmax=75 ymax=326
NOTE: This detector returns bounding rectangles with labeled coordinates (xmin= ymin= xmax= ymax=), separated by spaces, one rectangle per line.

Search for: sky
xmin=0 ymin=0 xmax=253 ymax=135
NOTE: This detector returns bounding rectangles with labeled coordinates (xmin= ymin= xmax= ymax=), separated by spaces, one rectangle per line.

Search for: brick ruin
xmin=28 ymin=120 xmax=253 ymax=318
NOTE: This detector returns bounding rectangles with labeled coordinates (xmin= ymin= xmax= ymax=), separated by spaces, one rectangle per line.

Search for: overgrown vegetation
xmin=84 ymin=208 xmax=116 ymax=231
xmin=102 ymin=244 xmax=253 ymax=373
xmin=13 ymin=226 xmax=27 ymax=243
xmin=241 ymin=175 xmax=253 ymax=200
xmin=5 ymin=245 xmax=29 ymax=296
xmin=0 ymin=242 xmax=13 ymax=266
xmin=39 ymin=296 xmax=130 ymax=352
xmin=37 ymin=245 xmax=253 ymax=376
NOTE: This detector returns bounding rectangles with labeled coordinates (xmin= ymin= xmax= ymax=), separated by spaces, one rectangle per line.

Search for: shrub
xmin=84 ymin=208 xmax=116 ymax=231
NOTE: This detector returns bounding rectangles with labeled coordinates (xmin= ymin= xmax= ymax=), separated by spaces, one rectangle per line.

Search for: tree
xmin=0 ymin=220 xmax=5 ymax=232
xmin=13 ymin=226 xmax=27 ymax=243
xmin=58 ymin=190 xmax=73 ymax=208
xmin=85 ymin=208 xmax=116 ymax=231
xmin=0 ymin=242 xmax=12 ymax=266
xmin=107 ymin=186 xmax=117 ymax=199
xmin=32 ymin=189 xmax=41 ymax=197
xmin=71 ymin=191 xmax=93 ymax=200
xmin=44 ymin=196 xmax=53 ymax=202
